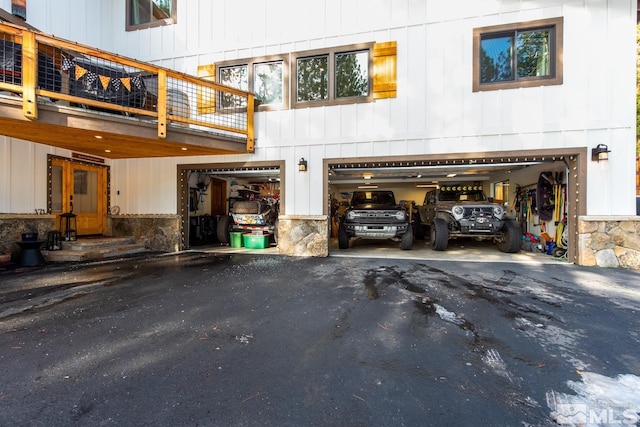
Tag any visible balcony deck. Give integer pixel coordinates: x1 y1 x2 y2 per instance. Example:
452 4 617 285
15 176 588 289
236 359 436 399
0 22 255 159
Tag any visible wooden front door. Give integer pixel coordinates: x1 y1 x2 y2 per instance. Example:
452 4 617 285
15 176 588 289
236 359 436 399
50 157 108 236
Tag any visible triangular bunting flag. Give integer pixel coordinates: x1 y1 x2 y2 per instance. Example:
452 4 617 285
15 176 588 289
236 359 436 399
61 55 74 72
112 79 121 92
86 72 97 86
75 65 88 80
121 77 131 92
131 75 142 90
99 75 111 90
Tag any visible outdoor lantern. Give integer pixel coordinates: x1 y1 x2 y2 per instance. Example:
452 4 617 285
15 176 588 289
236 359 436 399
592 144 610 162
46 230 62 251
298 158 308 172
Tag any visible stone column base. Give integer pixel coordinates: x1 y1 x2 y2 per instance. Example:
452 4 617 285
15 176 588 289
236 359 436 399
277 215 329 257
577 216 640 269
107 214 181 253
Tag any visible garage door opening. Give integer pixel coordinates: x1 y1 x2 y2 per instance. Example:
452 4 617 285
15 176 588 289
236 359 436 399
177 161 284 250
325 150 584 263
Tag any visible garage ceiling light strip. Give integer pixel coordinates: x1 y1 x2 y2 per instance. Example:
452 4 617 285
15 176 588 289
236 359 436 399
331 161 546 173
331 158 564 169
201 167 279 174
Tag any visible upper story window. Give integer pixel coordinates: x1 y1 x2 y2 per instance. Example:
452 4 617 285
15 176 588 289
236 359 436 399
473 17 563 92
294 45 371 107
126 0 176 31
206 41 395 111
218 56 287 110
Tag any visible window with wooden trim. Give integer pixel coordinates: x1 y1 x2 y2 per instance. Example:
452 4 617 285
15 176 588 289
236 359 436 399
473 17 563 92
208 42 396 111
216 56 288 111
293 44 372 107
126 0 176 31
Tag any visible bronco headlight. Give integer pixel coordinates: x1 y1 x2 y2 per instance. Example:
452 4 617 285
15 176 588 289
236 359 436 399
452 206 464 220
347 211 357 220
492 205 504 217
395 211 406 220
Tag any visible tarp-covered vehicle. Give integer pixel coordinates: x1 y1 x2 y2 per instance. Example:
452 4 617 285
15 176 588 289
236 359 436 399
0 40 61 95
68 57 147 111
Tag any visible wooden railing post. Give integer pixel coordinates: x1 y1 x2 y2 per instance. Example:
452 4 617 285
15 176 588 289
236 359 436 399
157 69 167 139
21 31 37 119
247 93 255 153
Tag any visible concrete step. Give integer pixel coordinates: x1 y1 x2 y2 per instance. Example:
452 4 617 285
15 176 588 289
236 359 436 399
42 237 149 263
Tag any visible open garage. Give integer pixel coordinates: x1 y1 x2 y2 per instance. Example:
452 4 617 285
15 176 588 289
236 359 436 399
324 149 585 263
175 148 585 264
177 161 284 251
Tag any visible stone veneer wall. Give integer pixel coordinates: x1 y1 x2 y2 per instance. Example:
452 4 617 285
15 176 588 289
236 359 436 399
0 214 57 262
277 215 329 257
107 214 181 253
577 216 640 269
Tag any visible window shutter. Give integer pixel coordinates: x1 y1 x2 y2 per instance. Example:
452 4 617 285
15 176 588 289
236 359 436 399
197 64 216 114
373 41 397 99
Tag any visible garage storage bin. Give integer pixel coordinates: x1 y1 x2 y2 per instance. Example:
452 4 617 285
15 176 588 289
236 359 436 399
229 232 244 248
243 234 270 249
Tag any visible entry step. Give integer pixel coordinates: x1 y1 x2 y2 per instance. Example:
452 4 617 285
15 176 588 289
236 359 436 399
42 236 149 262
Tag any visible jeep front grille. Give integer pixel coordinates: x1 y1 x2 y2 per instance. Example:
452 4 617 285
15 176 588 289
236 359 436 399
462 207 494 218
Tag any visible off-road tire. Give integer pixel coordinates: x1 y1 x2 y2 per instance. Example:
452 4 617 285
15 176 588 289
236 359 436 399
338 223 350 249
496 219 522 253
431 218 449 251
216 215 233 244
400 224 413 250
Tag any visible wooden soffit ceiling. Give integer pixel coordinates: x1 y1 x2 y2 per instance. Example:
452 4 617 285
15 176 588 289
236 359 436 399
0 99 248 159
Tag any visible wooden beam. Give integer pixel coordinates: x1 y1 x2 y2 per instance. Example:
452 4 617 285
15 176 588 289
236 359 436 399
157 69 167 139
21 31 37 119
247 93 255 153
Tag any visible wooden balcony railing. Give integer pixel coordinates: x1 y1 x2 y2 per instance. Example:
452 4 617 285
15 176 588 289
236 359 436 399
0 22 255 152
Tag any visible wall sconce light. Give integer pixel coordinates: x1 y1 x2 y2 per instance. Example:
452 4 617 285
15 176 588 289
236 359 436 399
298 158 308 172
592 144 610 162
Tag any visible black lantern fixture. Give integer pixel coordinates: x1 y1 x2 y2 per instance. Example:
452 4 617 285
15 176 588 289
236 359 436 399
298 158 308 172
592 144 610 162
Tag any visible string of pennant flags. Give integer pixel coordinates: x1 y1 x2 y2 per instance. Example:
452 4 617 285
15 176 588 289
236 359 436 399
61 55 144 92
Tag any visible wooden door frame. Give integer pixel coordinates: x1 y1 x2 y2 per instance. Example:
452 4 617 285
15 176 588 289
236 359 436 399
47 154 110 235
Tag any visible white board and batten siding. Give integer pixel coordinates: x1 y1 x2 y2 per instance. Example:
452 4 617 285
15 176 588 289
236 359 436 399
0 0 636 216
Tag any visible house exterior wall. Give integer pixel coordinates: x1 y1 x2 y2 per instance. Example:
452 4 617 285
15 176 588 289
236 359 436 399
0 0 638 265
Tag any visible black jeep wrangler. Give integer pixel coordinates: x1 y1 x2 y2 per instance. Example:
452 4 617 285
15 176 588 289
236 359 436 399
338 190 413 250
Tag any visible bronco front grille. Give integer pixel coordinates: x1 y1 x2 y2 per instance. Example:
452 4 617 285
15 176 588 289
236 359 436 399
351 210 402 223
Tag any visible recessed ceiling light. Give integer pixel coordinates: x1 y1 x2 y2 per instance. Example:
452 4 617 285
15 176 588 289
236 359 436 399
104 149 111 153
95 135 103 139
181 147 188 151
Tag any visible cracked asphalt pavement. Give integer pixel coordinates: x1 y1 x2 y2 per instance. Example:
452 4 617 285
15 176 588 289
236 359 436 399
1 252 640 426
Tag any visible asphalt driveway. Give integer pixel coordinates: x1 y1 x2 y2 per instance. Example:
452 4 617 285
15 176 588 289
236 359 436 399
1 252 639 426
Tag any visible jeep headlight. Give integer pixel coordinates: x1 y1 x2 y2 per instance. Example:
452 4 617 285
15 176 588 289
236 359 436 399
347 211 357 220
395 210 406 220
492 205 504 218
452 206 464 220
